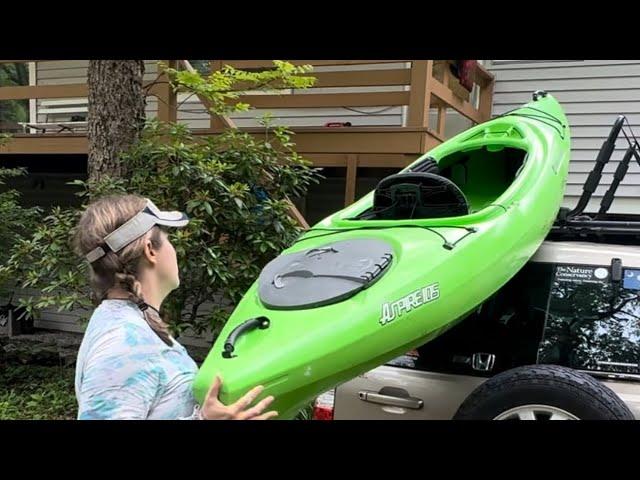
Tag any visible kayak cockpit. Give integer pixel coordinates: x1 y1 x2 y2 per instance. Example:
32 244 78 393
438 145 527 214
354 144 528 221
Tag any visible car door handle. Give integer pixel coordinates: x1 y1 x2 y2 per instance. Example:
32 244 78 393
358 388 424 410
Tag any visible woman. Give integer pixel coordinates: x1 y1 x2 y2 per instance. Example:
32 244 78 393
73 193 277 420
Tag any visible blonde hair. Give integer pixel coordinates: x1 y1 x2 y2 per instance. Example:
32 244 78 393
73 193 173 346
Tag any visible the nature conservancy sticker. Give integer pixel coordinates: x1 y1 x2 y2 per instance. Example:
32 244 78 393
555 264 609 284
380 283 440 326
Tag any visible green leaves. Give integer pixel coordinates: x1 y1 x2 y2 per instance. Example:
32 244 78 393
0 161 44 299
0 365 77 420
162 60 316 118
0 133 12 146
0 63 29 125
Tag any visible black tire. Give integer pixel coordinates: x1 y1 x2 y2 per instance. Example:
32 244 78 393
453 365 635 420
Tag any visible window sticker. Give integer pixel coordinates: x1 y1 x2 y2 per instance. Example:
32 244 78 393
623 269 640 291
554 265 609 284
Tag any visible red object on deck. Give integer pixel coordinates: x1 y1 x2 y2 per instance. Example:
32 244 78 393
324 122 352 127
455 60 477 91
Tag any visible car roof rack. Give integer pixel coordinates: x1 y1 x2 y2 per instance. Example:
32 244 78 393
551 114 640 243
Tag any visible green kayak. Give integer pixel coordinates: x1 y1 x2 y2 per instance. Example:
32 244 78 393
193 91 571 419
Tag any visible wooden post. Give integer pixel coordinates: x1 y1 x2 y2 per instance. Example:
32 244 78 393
157 60 177 123
479 77 495 122
437 106 447 138
442 61 452 90
288 202 310 229
407 60 433 127
345 154 358 206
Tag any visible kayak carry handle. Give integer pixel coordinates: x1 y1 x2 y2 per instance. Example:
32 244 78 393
222 317 270 359
567 115 625 218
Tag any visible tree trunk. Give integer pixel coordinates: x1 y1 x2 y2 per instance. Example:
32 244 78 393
87 60 146 181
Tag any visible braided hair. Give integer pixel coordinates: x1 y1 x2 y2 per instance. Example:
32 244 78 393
73 194 173 346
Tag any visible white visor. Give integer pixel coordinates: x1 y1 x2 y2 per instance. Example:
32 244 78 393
85 199 189 263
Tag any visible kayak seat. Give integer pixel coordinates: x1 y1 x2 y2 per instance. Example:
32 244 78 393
372 172 470 220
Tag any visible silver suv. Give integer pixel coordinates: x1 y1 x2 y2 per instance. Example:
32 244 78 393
313 239 640 420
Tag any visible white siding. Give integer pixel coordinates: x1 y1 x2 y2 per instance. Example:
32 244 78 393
488 60 640 214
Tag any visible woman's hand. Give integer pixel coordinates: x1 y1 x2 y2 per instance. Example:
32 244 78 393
200 375 278 420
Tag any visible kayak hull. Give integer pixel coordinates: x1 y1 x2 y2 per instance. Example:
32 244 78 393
193 93 571 419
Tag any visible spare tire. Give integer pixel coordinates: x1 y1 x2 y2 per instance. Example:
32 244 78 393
453 365 635 420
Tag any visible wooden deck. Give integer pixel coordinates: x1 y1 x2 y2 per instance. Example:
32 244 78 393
0 60 495 207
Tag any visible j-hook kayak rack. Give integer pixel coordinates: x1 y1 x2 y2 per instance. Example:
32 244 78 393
552 114 640 243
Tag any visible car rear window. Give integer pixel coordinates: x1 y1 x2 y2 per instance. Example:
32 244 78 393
538 263 640 376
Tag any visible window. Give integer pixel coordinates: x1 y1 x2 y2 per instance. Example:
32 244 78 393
538 263 640 376
0 62 29 132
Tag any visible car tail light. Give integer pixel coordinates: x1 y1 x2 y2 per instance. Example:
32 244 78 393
312 389 335 420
